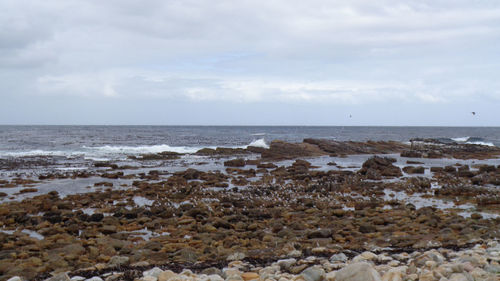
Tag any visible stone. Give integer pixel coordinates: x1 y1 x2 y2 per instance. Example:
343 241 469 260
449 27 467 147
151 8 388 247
381 267 406 281
157 270 177 281
45 273 71 281
484 264 500 273
85 278 104 281
141 277 157 281
241 272 259 281
325 272 336 281
448 273 469 281
107 256 129 267
300 266 325 281
277 258 297 271
335 262 382 281
70 277 85 281
330 253 348 263
227 252 246 261
352 251 378 262
143 267 164 278
207 275 225 281
7 277 23 281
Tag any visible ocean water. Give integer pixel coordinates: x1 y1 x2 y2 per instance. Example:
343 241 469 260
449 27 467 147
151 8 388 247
0 126 499 160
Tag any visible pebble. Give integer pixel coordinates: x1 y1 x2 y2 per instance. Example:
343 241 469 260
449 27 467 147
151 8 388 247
13 243 500 281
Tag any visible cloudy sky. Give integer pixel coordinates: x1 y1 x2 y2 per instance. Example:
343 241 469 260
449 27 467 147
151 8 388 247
1 0 499 125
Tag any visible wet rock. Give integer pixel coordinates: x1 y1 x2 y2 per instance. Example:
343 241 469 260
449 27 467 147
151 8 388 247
359 223 377 233
224 159 246 167
358 156 402 179
402 166 425 174
335 262 382 281
262 140 326 160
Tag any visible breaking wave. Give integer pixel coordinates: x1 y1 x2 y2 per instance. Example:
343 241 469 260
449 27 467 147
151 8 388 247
246 138 269 149
0 139 270 159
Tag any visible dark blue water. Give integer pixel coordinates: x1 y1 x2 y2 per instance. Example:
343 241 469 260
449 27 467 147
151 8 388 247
0 126 499 160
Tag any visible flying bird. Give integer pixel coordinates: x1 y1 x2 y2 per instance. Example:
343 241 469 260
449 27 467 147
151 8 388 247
471 112 476 115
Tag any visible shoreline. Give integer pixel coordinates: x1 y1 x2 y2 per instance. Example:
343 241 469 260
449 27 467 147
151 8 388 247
0 138 499 280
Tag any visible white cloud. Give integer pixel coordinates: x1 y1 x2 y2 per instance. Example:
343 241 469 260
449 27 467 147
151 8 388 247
2 0 500 124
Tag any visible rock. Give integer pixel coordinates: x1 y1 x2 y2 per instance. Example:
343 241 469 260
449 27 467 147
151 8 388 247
277 258 297 271
201 268 224 277
288 249 302 258
7 277 23 281
359 223 377 233
176 248 199 263
45 273 71 281
241 272 259 281
141 277 157 281
358 156 402 179
330 253 348 263
353 251 378 262
307 229 332 239
70 277 85 281
381 267 406 281
157 270 177 281
107 256 129 267
100 225 117 234
448 273 469 281
335 262 382 281
143 267 164 278
300 266 326 281
402 166 425 174
325 272 336 281
85 278 103 281
224 159 246 167
227 252 246 261
261 140 326 160
485 264 500 273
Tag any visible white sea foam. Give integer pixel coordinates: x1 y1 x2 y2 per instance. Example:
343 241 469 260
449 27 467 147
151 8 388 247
251 133 266 136
246 138 269 149
1 139 271 159
452 136 470 142
466 141 495 147
0 150 83 157
83 144 205 154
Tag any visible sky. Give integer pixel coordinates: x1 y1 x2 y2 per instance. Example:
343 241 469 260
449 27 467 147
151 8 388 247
1 0 499 126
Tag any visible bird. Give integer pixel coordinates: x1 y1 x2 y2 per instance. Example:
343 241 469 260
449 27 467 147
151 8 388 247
471 112 476 115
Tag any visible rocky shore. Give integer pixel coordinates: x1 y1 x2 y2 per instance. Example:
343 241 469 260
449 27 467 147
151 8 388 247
0 139 499 280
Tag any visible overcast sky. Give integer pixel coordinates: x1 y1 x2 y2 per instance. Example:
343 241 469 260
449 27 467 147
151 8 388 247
1 0 499 125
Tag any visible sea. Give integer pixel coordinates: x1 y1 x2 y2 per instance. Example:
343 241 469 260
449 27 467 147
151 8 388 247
1 125 500 204
0 126 499 161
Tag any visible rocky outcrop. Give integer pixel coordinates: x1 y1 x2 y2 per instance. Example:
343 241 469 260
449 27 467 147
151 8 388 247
358 156 402 179
261 140 326 160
